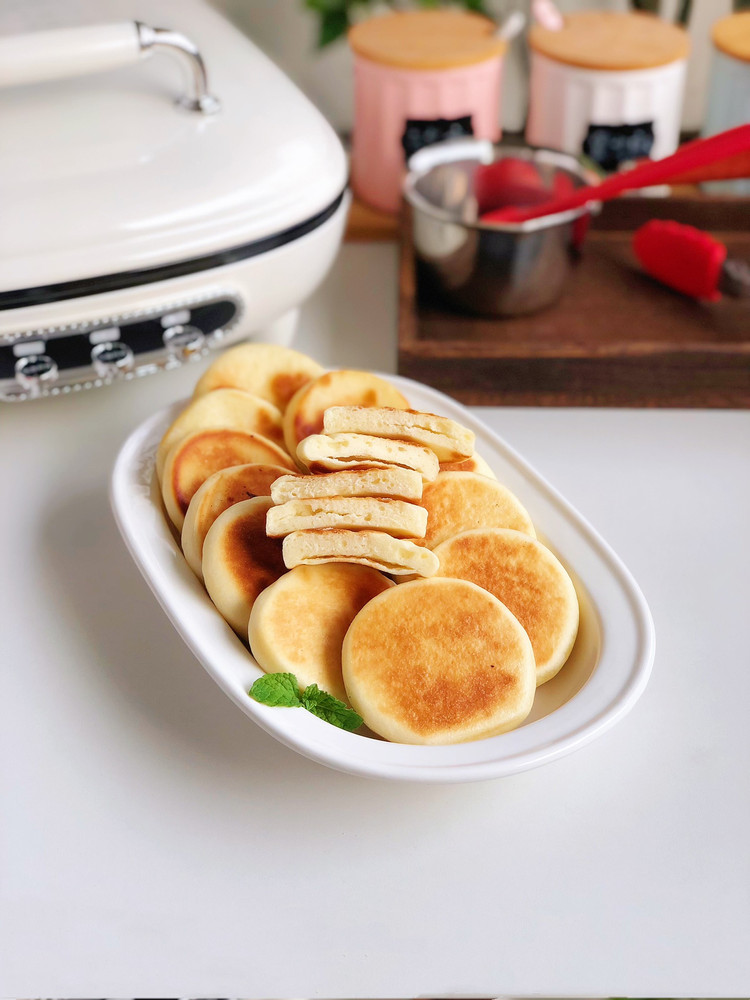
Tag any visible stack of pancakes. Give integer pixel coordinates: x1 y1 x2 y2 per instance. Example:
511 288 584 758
269 403 480 578
153 343 581 746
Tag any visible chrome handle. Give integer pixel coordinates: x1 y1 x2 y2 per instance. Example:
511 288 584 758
136 22 220 115
0 21 220 115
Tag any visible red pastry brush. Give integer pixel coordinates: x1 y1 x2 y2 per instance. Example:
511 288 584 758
633 219 750 301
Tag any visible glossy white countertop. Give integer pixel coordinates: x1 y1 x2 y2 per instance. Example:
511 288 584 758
2 243 749 997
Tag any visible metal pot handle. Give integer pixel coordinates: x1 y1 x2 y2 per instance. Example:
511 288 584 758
407 138 495 175
0 21 220 114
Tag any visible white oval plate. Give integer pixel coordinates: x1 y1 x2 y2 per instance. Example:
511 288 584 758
110 374 654 783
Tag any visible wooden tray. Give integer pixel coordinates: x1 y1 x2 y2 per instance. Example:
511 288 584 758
398 197 750 406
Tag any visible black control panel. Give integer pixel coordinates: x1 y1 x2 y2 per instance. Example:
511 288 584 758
0 295 241 400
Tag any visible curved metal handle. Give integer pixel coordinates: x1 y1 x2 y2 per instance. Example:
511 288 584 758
0 21 220 115
136 22 220 114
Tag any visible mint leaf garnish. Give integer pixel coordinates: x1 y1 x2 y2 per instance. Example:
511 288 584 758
249 672 302 707
302 684 364 732
248 674 363 732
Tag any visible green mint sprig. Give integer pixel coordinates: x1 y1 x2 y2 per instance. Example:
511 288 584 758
249 672 363 732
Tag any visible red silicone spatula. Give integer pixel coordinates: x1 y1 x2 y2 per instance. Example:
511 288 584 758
633 219 750 301
481 124 750 225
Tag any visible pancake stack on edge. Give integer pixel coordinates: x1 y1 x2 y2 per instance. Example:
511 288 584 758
322 406 475 463
182 463 292 579
342 577 536 744
202 497 287 636
248 563 394 704
268 403 488 578
417 471 536 549
433 528 579 686
161 429 296 531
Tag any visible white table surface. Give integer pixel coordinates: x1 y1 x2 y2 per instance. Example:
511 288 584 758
2 243 749 998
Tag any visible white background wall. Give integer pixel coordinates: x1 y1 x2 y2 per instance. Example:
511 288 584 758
211 0 733 133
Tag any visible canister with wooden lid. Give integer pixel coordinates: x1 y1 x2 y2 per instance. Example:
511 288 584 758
703 12 750 195
349 10 507 214
526 11 690 172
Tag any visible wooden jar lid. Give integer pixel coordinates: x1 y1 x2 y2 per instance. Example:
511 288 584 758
529 11 689 71
348 10 506 71
713 12 750 63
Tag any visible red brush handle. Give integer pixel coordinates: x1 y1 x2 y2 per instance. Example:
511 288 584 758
633 220 727 300
483 124 750 224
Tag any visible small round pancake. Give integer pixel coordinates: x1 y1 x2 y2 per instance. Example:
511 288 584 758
296 432 440 481
342 578 536 745
282 529 439 577
161 429 296 532
434 528 579 686
440 452 497 479
283 370 410 458
182 463 292 579
417 471 535 549
322 406 475 462
193 343 325 410
271 467 423 504
266 496 427 540
202 497 287 636
248 564 394 704
156 388 286 481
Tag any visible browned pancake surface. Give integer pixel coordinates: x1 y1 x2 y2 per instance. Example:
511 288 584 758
434 528 579 684
342 578 535 743
418 472 534 548
172 430 294 516
221 505 287 603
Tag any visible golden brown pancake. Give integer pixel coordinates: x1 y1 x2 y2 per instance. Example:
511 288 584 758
282 529 439 577
267 496 427 539
202 497 287 636
193 343 325 410
248 563 394 704
342 577 536 744
161 429 296 532
181 462 292 579
296 432 440 481
282 370 409 457
156 388 286 481
270 467 423 504
433 528 579 686
322 406 475 462
417 471 535 549
440 452 497 478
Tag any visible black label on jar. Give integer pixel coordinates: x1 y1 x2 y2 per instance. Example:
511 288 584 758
583 121 655 172
402 115 474 161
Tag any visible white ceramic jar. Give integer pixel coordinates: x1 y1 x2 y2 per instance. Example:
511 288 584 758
703 12 750 195
526 11 690 172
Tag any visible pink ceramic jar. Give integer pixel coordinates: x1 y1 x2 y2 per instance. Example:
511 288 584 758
348 10 507 214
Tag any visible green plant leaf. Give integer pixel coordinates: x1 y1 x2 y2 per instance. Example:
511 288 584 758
249 672 302 707
318 8 350 46
302 684 364 731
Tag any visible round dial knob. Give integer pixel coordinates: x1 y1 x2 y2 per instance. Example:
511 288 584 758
15 354 58 391
91 341 134 377
163 324 205 359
